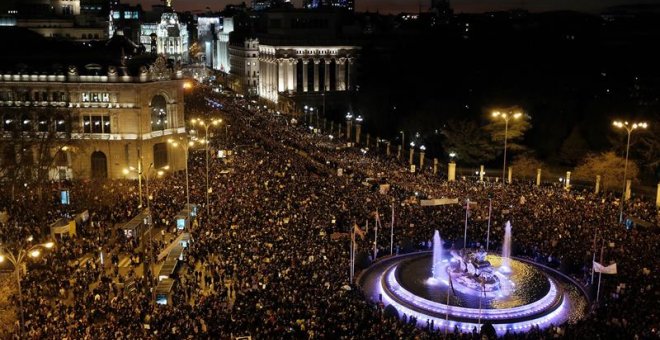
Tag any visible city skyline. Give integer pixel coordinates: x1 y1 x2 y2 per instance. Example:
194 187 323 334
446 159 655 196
126 0 660 13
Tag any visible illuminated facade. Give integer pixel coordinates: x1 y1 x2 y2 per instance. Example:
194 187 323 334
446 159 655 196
229 38 260 96
1 0 107 41
258 45 358 103
0 56 187 179
303 0 354 11
141 12 189 62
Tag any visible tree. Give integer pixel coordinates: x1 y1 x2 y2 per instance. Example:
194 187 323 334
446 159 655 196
558 126 589 166
483 108 532 152
440 120 498 165
573 151 639 191
633 124 660 174
510 154 545 179
0 107 75 201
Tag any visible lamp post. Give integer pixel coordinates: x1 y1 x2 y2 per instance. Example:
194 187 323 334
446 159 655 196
409 141 415 166
491 110 523 184
355 115 363 144
0 240 54 338
122 159 143 208
168 137 194 214
123 164 168 211
448 152 457 181
399 131 405 151
612 120 648 223
191 118 222 216
345 112 353 140
419 145 426 170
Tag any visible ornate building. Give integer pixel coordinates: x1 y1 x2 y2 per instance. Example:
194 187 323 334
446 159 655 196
140 11 189 62
258 45 357 103
231 9 360 106
0 31 187 180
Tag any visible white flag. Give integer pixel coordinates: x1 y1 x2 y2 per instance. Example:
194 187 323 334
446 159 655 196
593 261 617 274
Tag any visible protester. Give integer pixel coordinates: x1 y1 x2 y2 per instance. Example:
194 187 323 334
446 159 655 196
0 84 657 339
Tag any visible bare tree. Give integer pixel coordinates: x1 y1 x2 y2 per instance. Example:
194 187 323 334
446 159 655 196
573 151 639 192
510 153 545 180
0 107 76 201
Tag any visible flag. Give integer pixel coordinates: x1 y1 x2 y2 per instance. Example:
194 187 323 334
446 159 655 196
448 275 456 296
593 261 617 274
353 223 365 240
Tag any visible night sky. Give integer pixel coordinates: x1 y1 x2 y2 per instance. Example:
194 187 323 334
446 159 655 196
129 0 660 14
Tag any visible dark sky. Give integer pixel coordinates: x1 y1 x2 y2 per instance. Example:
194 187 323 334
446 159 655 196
129 0 659 14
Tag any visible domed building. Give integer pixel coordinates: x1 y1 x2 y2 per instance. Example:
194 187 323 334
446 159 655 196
140 5 189 63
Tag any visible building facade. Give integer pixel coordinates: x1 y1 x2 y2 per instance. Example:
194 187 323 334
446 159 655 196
258 45 357 103
197 16 221 69
141 11 189 62
1 0 108 41
229 38 260 96
303 0 354 11
0 56 187 180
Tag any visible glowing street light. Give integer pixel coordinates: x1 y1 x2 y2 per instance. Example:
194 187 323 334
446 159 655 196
0 241 55 338
612 120 648 223
191 118 222 216
345 112 354 140
169 137 195 214
492 109 525 184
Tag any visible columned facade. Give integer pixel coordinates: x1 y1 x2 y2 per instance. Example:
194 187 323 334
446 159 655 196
257 45 359 103
302 60 309 92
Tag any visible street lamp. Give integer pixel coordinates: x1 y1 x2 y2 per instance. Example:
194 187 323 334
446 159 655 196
168 137 195 215
409 141 415 166
399 131 405 149
191 118 222 216
355 115 363 144
123 163 143 209
124 164 168 212
612 120 648 223
0 240 55 338
491 110 523 184
345 112 354 140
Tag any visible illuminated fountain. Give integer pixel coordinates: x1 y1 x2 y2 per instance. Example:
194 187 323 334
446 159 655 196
500 221 512 273
359 228 588 336
431 230 443 280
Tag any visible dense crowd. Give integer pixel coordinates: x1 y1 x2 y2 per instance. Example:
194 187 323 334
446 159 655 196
0 84 658 339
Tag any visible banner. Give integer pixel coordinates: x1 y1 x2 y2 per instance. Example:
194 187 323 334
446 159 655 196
354 224 365 239
420 198 459 206
379 184 390 194
593 261 617 274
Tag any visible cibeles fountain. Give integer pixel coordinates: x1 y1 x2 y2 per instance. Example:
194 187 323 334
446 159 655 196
359 222 588 335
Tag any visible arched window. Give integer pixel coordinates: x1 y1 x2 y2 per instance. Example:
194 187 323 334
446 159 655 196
150 95 168 131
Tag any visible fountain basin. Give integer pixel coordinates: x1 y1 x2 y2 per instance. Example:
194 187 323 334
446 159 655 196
359 252 588 335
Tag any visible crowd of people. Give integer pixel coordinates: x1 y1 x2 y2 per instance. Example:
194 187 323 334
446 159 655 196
0 84 658 339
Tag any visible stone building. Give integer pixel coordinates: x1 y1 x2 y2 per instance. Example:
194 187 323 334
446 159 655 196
229 37 260 97
0 29 187 180
140 11 189 63
258 44 357 103
241 10 360 107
